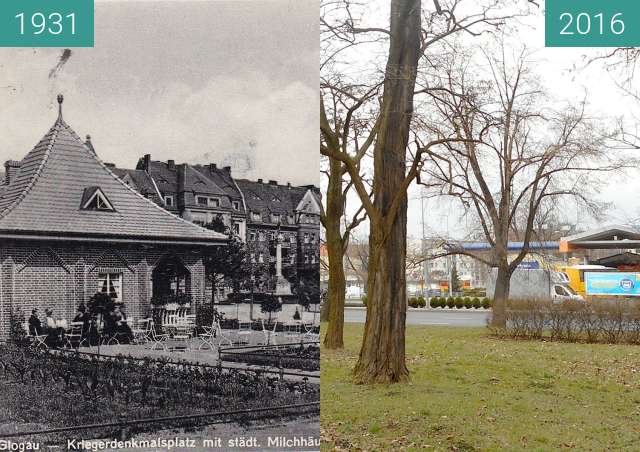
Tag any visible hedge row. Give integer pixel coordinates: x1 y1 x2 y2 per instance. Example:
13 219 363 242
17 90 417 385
495 299 640 344
362 295 492 309
428 297 491 309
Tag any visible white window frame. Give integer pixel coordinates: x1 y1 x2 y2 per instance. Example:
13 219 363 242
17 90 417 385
232 201 240 210
164 195 174 207
98 273 122 302
196 196 209 206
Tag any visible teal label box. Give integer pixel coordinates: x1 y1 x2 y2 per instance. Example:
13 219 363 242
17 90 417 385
0 0 94 47
546 0 640 47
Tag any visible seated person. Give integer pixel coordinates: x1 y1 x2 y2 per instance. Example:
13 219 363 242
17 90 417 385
44 308 64 347
72 304 87 323
28 308 42 336
115 305 133 343
102 307 118 341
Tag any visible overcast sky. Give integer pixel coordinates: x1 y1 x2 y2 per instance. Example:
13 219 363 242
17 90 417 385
0 0 318 186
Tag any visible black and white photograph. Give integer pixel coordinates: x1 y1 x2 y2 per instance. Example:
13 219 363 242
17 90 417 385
0 1 320 450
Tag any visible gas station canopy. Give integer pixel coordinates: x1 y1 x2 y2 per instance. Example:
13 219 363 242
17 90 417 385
560 225 640 251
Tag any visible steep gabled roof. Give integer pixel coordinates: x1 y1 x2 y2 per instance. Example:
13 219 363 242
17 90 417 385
235 179 299 220
0 97 226 244
192 164 244 206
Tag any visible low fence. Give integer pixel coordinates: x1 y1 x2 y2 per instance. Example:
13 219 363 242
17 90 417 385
0 402 320 440
219 342 320 373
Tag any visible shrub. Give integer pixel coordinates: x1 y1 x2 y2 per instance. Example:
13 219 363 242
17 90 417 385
455 297 464 309
9 308 28 346
464 298 473 309
430 297 439 308
417 296 426 308
261 295 283 322
361 295 367 306
472 297 481 309
482 297 491 309
408 297 418 308
446 297 455 309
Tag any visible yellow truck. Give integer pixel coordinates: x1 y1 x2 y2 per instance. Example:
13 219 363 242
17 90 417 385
556 264 618 297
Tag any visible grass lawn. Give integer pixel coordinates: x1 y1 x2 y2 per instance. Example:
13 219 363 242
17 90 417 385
321 323 640 451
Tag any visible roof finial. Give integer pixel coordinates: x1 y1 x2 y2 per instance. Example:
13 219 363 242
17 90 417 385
57 94 64 119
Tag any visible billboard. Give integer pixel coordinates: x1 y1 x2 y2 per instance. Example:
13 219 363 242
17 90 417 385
584 272 640 296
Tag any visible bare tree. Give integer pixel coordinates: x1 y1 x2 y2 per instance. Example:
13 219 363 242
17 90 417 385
321 0 527 383
419 48 630 326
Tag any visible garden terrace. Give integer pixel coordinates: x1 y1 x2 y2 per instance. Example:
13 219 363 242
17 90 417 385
0 345 319 446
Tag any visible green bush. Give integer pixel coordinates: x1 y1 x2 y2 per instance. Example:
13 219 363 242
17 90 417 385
455 297 464 309
417 296 426 308
439 297 447 308
430 297 439 308
482 297 491 309
408 297 417 308
446 297 455 309
464 297 473 309
472 297 481 309
361 295 368 306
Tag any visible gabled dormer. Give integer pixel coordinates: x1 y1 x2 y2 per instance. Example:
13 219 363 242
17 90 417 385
81 186 115 212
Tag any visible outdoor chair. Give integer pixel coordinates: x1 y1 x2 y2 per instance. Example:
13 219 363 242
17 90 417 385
283 323 301 343
302 323 319 342
198 318 233 350
146 320 169 351
131 318 152 344
261 319 281 346
64 321 85 349
170 323 193 351
23 322 48 349
235 321 253 346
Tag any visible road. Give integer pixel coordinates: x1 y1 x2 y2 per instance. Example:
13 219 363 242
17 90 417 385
344 308 491 327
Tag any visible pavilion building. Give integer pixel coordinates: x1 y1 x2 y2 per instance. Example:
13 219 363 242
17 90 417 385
0 96 226 338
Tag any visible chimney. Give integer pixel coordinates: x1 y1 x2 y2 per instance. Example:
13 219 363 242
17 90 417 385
287 182 291 189
177 163 187 195
167 160 175 170
223 166 231 174
104 163 116 169
142 154 151 172
258 178 263 184
4 160 20 186
209 163 217 172
269 180 278 185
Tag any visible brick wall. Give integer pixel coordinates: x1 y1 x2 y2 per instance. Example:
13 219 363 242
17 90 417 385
0 239 207 339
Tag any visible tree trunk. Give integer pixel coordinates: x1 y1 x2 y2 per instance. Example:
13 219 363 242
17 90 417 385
323 152 347 349
491 263 510 328
352 0 420 384
320 295 330 322
324 221 346 349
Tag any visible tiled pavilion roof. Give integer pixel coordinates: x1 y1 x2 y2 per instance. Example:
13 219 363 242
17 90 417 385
0 96 226 244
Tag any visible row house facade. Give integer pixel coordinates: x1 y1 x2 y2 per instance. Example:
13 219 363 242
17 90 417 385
112 156 321 302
